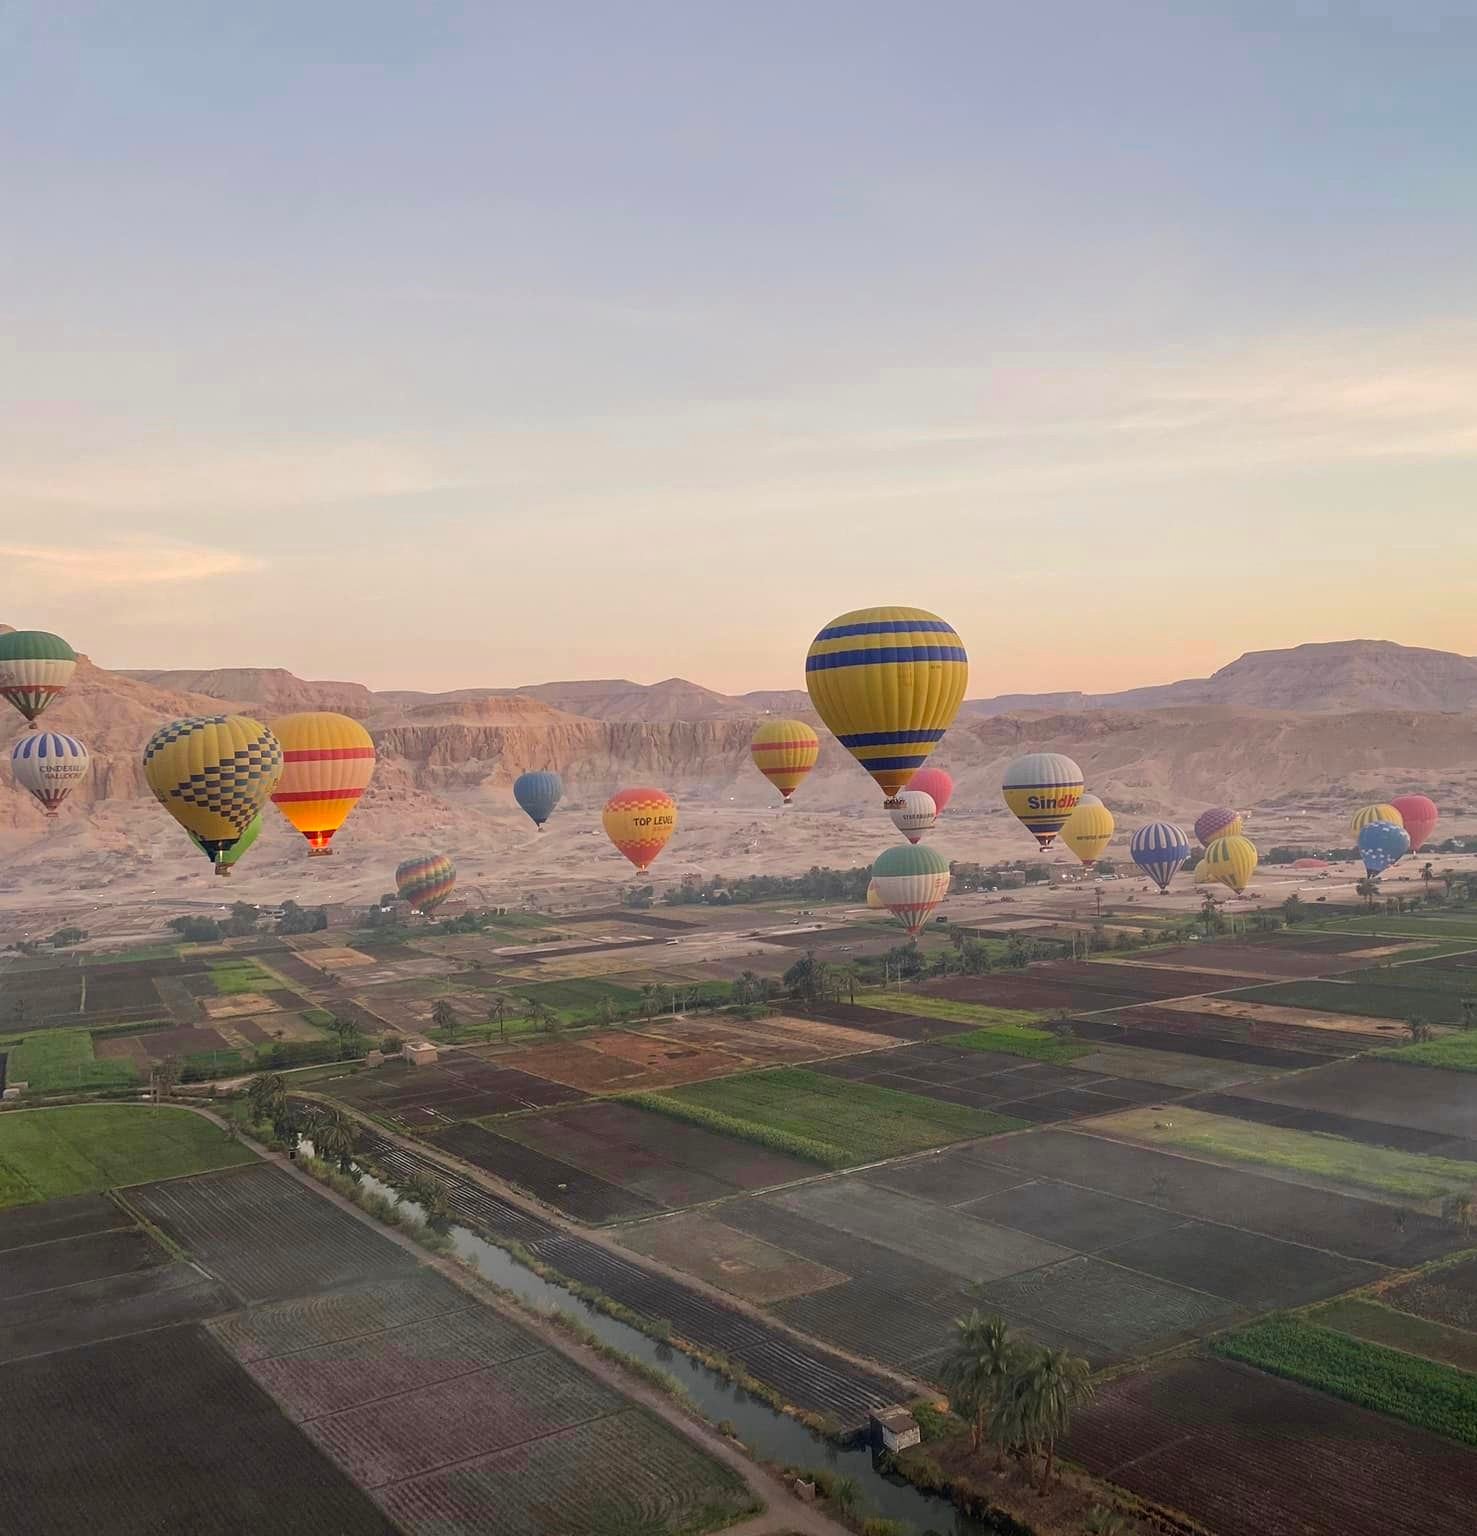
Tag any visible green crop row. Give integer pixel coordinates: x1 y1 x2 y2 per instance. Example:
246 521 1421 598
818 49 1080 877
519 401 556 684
618 1091 844 1166
948 1024 1093 1064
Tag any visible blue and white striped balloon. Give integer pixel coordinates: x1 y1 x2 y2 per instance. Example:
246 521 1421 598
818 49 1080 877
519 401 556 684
10 730 90 814
1131 821 1191 893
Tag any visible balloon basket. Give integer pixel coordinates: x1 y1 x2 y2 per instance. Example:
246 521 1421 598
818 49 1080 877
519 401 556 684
309 847 334 857
215 865 231 878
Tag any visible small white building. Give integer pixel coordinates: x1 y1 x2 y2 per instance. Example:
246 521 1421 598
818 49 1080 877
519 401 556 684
404 1040 439 1067
870 1406 921 1453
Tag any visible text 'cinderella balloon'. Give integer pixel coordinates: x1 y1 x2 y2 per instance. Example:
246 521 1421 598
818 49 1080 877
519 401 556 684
1358 819 1409 877
1131 821 1191 893
514 770 564 829
10 731 89 814
806 606 967 799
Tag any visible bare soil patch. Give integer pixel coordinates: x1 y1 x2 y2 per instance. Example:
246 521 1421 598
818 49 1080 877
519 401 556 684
615 1211 847 1302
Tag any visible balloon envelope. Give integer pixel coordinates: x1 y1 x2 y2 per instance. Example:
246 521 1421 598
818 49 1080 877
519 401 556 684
396 852 457 911
866 879 884 910
1131 821 1191 892
1196 834 1258 894
907 767 954 815
1389 794 1438 853
191 811 261 867
805 606 967 798
1002 753 1084 849
1060 800 1114 868
1078 792 1102 807
1350 802 1402 838
888 789 937 844
603 787 678 871
10 731 89 813
0 630 75 726
1358 819 1410 877
749 720 820 803
513 770 564 828
1194 807 1243 847
270 712 375 853
143 715 282 872
871 843 950 935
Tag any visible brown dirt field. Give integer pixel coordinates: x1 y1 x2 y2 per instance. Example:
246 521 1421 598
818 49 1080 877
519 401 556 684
94 1035 151 1062
199 992 282 1019
309 947 380 971
615 1212 847 1302
632 1013 896 1064
499 1032 746 1091
1163 995 1404 1037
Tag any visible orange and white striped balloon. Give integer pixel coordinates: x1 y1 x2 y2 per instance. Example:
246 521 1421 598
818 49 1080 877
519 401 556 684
603 787 678 871
270 712 376 854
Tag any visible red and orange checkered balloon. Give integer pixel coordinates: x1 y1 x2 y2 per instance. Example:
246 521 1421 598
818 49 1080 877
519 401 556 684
603 787 678 872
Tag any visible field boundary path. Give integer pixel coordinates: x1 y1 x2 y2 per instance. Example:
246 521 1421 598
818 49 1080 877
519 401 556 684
306 1098 917 1426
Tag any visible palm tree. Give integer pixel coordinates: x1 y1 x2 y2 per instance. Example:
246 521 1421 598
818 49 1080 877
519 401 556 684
430 998 458 1041
840 962 861 1004
1015 1346 1094 1493
639 984 658 1022
1085 1507 1130 1536
1355 878 1380 909
1421 862 1435 891
422 1185 455 1233
1460 996 1476 1032
311 1106 358 1173
246 1071 287 1127
487 995 508 1042
940 1311 1021 1464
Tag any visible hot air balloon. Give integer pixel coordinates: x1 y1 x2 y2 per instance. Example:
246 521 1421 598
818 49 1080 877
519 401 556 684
1130 822 1191 893
143 715 282 876
907 766 954 815
1194 807 1243 847
269 712 376 855
871 844 951 935
866 879 884 910
191 811 261 868
1389 794 1438 853
0 630 76 727
888 789 937 844
1060 799 1114 869
396 852 457 912
603 788 678 871
10 731 89 814
1358 820 1410 877
805 606 967 798
1196 834 1258 894
749 720 820 804
1078 792 1103 807
514 770 564 829
1002 753 1083 850
1351 802 1403 839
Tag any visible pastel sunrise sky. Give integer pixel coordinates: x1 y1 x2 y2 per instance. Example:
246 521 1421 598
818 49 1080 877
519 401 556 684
3 3 1475 695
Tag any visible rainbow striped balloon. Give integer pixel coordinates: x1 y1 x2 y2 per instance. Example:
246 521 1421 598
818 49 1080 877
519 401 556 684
805 606 967 799
396 852 457 912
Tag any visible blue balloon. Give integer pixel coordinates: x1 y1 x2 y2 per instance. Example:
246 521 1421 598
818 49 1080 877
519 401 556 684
513 770 563 829
1358 819 1409 877
1131 821 1192 893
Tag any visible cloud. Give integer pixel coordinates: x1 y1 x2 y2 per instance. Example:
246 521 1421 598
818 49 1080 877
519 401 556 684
0 540 264 591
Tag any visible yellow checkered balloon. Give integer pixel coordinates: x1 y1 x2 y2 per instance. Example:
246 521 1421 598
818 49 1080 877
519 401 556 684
143 714 283 869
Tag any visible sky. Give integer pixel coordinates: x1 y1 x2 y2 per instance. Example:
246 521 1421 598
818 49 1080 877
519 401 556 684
3 2 1476 696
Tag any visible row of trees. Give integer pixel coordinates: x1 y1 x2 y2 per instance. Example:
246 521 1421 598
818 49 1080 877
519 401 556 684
940 1310 1094 1494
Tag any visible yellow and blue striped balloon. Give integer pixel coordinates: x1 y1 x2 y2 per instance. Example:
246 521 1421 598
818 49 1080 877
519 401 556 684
805 606 968 798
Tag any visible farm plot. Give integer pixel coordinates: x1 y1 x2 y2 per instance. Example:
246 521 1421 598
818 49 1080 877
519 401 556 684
1067 1356 1477 1536
631 1066 1028 1167
1378 1033 1477 1072
1069 1041 1288 1090
923 973 1137 1012
1309 1297 1477 1373
0 1324 396 1536
0 1104 252 1208
1231 1057 1477 1142
979 1128 1463 1267
423 1122 661 1222
126 1163 421 1303
326 1057 586 1128
497 1031 748 1092
1161 993 1409 1044
1382 1255 1477 1331
1233 976 1471 1025
615 1210 847 1302
494 1100 817 1208
1035 961 1249 1001
633 1010 901 1064
802 1000 980 1039
1070 1009 1336 1066
1181 1090 1475 1157
0 1027 139 1093
1116 941 1385 978
0 1225 163 1301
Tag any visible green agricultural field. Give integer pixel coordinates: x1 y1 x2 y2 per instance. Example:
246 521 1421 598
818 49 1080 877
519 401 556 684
1308 1298 1477 1373
80 944 181 964
1315 913 1477 940
0 1029 138 1093
1101 1106 1477 1203
628 1066 1026 1168
949 1023 1093 1064
508 978 647 1017
209 961 285 995
855 993 1047 1028
1375 1033 1477 1071
0 1104 253 1209
1214 1316 1477 1446
1230 978 1470 1024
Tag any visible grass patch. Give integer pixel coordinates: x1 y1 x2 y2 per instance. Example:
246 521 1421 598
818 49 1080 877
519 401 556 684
1308 1297 1477 1373
1105 1106 1477 1202
0 1029 139 1093
1214 1316 1477 1446
950 1024 1093 1064
1376 1033 1477 1072
80 945 181 964
209 961 285 995
1229 977 1471 1025
0 1104 253 1209
1315 913 1477 940
628 1067 1027 1169
301 1008 335 1027
855 993 1047 1028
